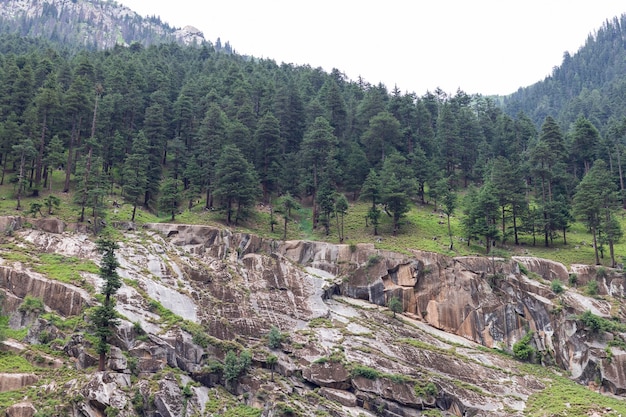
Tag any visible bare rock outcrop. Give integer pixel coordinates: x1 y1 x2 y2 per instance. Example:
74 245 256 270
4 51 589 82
4 402 36 417
0 266 89 317
0 374 38 392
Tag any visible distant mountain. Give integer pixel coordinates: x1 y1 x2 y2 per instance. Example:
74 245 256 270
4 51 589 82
502 14 626 132
0 0 206 50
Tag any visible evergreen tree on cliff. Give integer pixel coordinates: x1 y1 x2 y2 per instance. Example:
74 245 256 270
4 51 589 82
91 238 121 372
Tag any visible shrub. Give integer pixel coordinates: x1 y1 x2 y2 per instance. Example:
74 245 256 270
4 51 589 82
579 310 602 332
518 263 529 276
568 273 578 286
268 325 283 349
388 296 403 318
18 296 45 314
366 254 382 268
351 365 381 380
596 267 608 279
551 280 564 294
425 382 438 396
586 280 599 296
512 332 535 361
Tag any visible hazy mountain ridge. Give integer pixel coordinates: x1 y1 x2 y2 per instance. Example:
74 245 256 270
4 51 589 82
0 0 205 49
503 14 626 131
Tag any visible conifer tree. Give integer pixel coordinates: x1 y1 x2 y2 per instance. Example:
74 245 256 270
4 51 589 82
122 131 149 221
91 238 121 372
213 145 260 225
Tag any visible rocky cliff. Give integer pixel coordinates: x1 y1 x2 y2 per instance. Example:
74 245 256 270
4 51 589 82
1 218 625 416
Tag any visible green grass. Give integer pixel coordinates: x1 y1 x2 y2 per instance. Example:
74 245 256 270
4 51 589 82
35 253 99 285
0 167 621 271
524 370 626 416
0 352 37 373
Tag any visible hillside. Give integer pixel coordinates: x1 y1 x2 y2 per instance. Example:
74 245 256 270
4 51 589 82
502 14 626 132
1 218 626 416
2 1 626 416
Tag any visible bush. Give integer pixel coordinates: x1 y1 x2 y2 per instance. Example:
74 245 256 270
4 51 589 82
512 332 535 361
551 280 564 294
18 296 45 314
568 273 578 286
366 254 382 268
388 296 403 317
268 325 283 349
351 365 381 380
586 280 599 296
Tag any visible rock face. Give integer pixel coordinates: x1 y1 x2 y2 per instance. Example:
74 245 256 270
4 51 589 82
4 402 36 417
0 0 207 49
0 266 89 317
1 219 626 416
0 374 38 392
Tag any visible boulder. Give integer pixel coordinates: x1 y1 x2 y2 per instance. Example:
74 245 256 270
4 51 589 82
153 374 184 417
107 346 128 372
302 362 351 390
80 372 130 414
4 402 36 417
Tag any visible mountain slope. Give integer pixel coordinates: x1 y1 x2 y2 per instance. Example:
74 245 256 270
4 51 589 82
2 217 626 416
0 0 205 50
503 14 626 131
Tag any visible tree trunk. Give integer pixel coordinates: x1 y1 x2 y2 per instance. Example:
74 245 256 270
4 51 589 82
616 144 626 209
64 120 80 193
592 224 600 265
34 112 47 195
98 352 105 372
447 214 453 250
512 206 519 245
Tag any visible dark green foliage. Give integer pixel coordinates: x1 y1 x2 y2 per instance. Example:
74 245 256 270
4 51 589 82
275 193 300 240
266 353 278 381
551 280 564 294
213 144 260 225
223 349 253 387
573 160 619 265
159 178 181 221
380 153 414 236
388 296 402 318
43 195 60 215
0 19 623 248
268 326 283 349
91 238 121 371
123 131 149 221
351 365 382 380
512 332 535 361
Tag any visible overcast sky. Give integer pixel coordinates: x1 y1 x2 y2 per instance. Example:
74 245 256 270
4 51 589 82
120 1 626 96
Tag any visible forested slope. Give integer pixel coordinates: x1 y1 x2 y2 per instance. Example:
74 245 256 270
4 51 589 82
0 7 625 270
503 14 626 132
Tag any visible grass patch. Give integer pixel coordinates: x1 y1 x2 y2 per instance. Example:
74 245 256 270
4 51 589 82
0 352 37 372
524 371 626 416
35 253 99 284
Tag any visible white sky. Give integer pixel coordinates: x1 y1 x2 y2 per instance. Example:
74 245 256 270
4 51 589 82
120 0 626 96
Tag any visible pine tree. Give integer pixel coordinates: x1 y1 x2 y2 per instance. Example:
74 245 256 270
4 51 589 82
123 131 149 221
213 145 260 225
276 193 300 240
91 238 121 372
159 177 181 221
360 169 382 235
